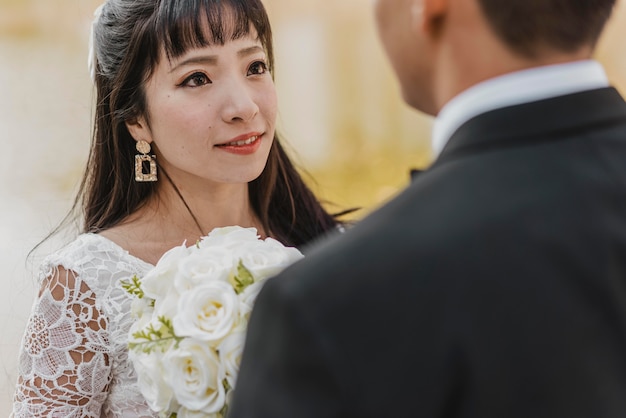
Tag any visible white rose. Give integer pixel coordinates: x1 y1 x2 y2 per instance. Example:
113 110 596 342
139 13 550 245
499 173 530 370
218 331 245 389
177 407 221 418
152 288 181 320
129 294 154 321
172 281 239 343
236 238 304 281
142 243 191 299
225 389 235 412
199 226 259 250
237 280 265 319
174 246 234 292
129 350 175 414
163 339 226 414
128 304 155 338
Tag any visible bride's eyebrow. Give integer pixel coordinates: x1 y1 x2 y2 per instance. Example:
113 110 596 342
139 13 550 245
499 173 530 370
169 56 217 73
168 45 264 73
238 45 264 58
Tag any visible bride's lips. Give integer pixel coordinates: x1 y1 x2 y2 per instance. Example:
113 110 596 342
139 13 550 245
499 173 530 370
215 132 263 155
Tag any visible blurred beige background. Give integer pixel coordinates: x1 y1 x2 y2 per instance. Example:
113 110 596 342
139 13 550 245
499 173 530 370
0 0 625 414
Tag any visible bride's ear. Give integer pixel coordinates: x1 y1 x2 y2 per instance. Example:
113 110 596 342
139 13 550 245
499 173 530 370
125 116 151 144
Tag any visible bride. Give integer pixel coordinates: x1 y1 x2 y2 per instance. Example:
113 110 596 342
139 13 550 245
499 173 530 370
11 0 344 416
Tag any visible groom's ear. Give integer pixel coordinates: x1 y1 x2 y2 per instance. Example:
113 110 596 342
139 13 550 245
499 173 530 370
418 0 448 35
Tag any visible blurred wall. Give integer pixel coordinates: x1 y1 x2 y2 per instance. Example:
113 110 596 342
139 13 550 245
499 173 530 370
0 0 625 414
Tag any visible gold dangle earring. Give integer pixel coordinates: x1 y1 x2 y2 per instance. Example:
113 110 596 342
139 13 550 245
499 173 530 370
134 140 157 182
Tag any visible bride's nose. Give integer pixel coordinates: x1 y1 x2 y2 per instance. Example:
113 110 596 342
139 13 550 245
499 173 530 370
220 77 260 123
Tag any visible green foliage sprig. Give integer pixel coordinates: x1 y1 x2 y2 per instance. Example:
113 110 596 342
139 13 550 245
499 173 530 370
121 275 145 299
128 316 183 354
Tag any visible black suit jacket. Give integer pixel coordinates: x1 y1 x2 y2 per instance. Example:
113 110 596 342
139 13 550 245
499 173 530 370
229 88 626 418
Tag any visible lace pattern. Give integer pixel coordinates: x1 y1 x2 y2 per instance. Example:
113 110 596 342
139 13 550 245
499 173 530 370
11 234 158 417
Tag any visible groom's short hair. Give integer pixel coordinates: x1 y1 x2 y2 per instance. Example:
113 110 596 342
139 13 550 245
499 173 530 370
477 0 616 57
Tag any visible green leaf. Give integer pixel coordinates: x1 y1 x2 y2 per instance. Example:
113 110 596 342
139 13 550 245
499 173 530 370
223 378 232 392
232 260 254 294
120 275 145 299
220 378 231 416
128 316 183 354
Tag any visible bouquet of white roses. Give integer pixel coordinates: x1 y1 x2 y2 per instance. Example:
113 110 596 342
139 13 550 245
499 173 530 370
122 226 303 418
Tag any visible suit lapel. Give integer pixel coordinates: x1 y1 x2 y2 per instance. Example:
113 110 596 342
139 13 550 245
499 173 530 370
432 87 626 167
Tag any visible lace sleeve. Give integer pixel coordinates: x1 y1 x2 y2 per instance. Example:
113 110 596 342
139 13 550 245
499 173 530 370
11 266 113 418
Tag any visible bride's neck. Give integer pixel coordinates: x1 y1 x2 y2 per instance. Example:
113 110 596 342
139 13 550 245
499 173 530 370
151 180 262 238
99 180 263 265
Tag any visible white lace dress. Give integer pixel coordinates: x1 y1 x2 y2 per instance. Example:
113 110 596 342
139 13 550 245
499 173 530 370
11 233 159 417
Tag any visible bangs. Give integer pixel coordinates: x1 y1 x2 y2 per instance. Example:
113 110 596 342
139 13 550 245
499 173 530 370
155 0 272 60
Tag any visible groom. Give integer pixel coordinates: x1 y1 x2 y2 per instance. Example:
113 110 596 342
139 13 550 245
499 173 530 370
230 0 626 417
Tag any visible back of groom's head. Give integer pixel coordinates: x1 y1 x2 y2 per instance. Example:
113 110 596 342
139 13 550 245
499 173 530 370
374 0 617 115
478 0 616 57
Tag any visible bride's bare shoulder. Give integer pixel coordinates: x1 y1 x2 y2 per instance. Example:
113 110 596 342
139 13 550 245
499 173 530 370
98 220 161 265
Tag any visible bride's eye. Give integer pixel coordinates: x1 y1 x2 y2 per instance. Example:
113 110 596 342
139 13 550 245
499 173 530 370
247 61 268 76
181 72 211 87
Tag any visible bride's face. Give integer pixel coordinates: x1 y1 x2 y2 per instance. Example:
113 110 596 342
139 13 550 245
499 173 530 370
128 22 277 187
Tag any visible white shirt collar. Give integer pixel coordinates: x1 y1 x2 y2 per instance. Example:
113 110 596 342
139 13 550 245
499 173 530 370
431 60 610 158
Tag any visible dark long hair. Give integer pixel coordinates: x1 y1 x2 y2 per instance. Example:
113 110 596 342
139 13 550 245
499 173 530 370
72 0 341 248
